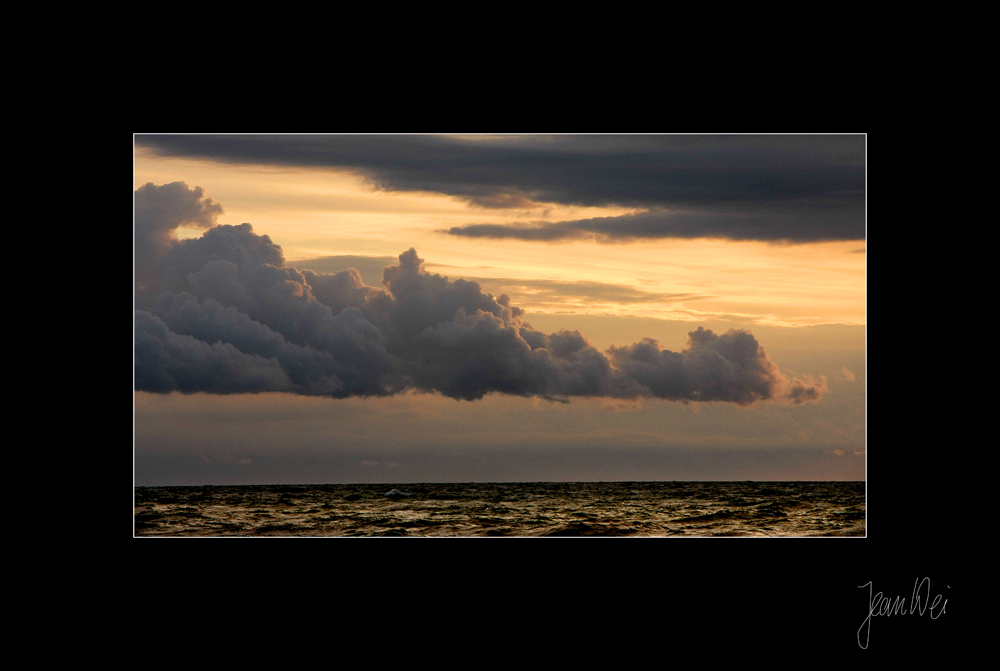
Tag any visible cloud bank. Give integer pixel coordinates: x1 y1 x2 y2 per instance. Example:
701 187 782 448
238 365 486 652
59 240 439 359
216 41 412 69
445 199 864 243
135 135 865 243
134 182 826 404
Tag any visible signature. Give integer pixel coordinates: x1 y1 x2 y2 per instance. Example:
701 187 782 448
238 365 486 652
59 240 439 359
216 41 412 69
857 578 948 649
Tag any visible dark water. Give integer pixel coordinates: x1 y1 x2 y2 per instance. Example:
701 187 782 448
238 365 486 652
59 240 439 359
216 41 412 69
134 481 865 537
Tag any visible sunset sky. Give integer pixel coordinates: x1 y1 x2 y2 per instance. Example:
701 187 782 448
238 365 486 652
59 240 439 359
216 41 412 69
133 135 865 485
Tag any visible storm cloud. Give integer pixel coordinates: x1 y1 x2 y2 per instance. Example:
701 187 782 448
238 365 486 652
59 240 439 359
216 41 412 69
135 135 865 243
134 182 826 404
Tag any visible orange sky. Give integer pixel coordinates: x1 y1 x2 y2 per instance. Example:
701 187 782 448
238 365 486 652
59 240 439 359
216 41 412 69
134 136 865 484
135 148 865 327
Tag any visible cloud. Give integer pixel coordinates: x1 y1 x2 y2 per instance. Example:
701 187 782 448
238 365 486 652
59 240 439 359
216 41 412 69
842 366 856 381
454 277 706 308
135 181 223 298
446 197 865 243
136 135 866 243
287 255 399 286
605 328 808 405
292 259 702 310
134 182 827 405
784 375 829 404
135 310 290 394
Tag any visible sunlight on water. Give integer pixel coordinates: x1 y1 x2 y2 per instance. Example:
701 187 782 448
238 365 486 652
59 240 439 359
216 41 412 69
134 482 865 537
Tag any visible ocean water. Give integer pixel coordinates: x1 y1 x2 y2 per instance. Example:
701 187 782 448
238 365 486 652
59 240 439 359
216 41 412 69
133 481 865 537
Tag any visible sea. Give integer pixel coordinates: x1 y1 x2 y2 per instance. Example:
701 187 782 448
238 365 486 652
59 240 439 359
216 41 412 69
133 481 865 537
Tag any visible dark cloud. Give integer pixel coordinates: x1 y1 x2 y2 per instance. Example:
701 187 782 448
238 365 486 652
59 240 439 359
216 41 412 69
447 196 864 243
134 182 827 404
288 255 399 287
135 311 290 394
785 375 829 404
136 135 865 242
135 181 223 297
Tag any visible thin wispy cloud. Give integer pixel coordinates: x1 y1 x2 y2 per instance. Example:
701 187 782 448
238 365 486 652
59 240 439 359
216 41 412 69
472 277 704 304
292 257 709 309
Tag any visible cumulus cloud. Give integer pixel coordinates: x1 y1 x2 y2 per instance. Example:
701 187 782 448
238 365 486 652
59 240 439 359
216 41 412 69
136 135 866 243
134 182 827 405
135 310 290 394
784 375 829 404
135 181 223 298
606 328 786 404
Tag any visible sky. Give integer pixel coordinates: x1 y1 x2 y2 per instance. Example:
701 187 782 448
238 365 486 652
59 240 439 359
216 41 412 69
133 134 865 485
